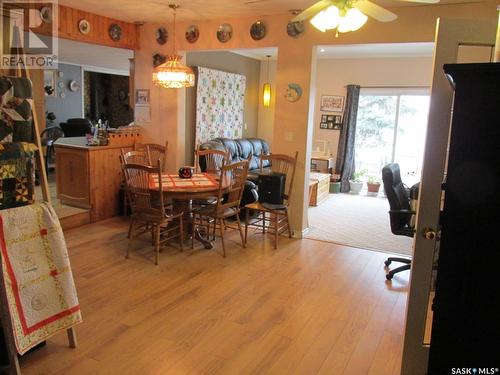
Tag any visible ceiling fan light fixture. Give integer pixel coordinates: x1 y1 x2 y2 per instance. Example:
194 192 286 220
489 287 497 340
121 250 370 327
337 8 368 33
310 5 340 32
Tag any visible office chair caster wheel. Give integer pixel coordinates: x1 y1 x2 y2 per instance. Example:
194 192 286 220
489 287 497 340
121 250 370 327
386 273 393 281
384 260 391 267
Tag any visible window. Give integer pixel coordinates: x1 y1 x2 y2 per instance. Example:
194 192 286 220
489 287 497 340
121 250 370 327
355 88 430 186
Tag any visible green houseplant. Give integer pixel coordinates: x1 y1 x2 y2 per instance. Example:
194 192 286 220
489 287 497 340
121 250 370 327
367 175 381 195
349 169 367 194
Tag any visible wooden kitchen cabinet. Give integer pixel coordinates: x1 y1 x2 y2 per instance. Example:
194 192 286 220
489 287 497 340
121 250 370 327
54 137 135 222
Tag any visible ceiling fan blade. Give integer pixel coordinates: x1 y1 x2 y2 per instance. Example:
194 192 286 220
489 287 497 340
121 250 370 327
354 0 398 22
396 0 440 3
291 0 332 22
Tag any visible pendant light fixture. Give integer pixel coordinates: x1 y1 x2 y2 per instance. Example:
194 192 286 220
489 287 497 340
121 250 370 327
262 55 272 107
152 4 195 89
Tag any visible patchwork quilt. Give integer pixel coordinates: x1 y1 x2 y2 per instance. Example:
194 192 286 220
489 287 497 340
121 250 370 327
0 203 82 354
0 76 34 144
0 142 37 209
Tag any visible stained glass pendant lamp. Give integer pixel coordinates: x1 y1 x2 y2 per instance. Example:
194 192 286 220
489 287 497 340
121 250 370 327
152 4 195 89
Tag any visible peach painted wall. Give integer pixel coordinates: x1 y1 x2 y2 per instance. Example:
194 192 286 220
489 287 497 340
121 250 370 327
134 1 498 235
313 56 433 165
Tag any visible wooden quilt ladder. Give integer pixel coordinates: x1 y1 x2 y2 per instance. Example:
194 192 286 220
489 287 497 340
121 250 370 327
0 35 77 375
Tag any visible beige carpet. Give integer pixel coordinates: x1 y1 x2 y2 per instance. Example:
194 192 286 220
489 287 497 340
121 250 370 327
306 193 413 256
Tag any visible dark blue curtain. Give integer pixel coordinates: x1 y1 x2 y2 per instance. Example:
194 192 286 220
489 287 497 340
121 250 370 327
335 85 361 192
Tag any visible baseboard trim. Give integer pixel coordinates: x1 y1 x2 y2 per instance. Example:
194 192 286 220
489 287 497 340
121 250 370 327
60 211 91 231
292 227 309 239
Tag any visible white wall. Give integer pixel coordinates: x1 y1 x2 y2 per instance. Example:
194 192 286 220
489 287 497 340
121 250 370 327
257 59 277 148
313 56 433 164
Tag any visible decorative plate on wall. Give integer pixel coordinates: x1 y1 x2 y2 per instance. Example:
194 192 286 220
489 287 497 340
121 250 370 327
185 25 199 44
78 19 91 35
58 81 64 89
156 27 168 45
109 23 122 41
40 6 52 23
59 91 66 99
287 21 305 38
285 83 303 103
153 53 167 68
69 80 81 92
217 23 233 43
250 20 266 41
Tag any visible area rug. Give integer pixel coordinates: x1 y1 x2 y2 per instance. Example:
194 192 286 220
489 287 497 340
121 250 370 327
0 202 82 354
306 193 413 256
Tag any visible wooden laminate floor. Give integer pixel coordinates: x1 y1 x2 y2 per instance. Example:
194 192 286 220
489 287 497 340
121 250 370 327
20 217 409 375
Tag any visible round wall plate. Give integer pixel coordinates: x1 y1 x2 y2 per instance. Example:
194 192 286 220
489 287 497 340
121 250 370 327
285 83 302 102
156 27 168 45
217 23 233 43
109 23 122 41
69 80 81 92
58 81 64 88
78 19 91 35
59 91 66 99
287 21 305 38
250 20 266 41
40 6 52 23
185 25 199 44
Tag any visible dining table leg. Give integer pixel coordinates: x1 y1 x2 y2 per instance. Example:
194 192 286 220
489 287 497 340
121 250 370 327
172 198 214 250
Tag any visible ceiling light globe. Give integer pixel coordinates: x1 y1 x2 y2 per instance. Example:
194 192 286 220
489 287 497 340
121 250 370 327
310 5 339 32
338 8 368 33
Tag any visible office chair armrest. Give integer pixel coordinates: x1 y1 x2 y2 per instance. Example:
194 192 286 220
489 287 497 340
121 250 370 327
389 209 416 215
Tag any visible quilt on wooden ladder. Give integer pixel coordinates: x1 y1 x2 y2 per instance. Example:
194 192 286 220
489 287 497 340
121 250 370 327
0 202 82 354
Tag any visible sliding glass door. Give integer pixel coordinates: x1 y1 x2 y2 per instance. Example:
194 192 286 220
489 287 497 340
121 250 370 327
355 89 430 186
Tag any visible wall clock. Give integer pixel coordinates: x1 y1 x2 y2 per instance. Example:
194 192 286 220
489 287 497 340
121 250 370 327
109 24 122 41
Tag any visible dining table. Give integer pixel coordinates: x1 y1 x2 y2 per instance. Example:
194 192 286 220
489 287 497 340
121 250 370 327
149 172 230 249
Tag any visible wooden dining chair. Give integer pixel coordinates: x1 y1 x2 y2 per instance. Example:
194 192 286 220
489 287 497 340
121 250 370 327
121 149 150 166
194 149 230 174
133 142 168 171
191 160 250 257
146 142 168 172
122 162 184 265
244 151 298 249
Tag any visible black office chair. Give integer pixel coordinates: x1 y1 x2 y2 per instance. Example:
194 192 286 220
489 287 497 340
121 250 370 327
40 125 64 173
59 118 92 137
382 163 415 280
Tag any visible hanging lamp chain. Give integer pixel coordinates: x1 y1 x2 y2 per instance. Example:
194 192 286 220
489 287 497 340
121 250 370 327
169 4 179 54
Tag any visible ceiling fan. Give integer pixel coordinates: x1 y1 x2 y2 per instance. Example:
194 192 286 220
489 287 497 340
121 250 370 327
292 0 440 34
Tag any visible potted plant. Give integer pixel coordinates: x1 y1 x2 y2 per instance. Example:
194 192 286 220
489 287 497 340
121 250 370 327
349 169 366 194
367 175 381 196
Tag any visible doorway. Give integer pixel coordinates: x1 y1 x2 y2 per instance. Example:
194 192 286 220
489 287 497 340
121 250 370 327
305 43 432 255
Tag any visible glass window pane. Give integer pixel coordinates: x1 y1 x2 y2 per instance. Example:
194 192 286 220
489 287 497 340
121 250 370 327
355 95 397 179
394 95 430 186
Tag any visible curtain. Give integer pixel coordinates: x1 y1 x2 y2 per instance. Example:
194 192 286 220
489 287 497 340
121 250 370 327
336 85 361 193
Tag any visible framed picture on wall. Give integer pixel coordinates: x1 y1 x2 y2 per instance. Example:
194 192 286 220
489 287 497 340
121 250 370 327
320 95 345 112
333 114 342 124
320 122 328 129
136 89 150 105
327 121 334 129
321 114 327 122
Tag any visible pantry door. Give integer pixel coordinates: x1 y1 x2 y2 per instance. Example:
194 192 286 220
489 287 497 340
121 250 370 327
401 18 497 375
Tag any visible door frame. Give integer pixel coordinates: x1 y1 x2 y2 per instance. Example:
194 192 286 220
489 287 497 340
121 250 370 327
401 18 497 375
